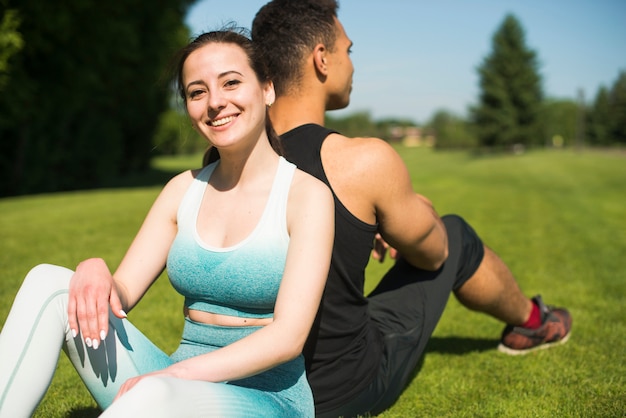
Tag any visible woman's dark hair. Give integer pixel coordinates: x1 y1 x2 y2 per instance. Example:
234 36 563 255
172 27 282 165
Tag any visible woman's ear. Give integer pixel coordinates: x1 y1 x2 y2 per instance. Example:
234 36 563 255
265 80 276 106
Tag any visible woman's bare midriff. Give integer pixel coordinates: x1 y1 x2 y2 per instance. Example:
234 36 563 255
184 307 273 327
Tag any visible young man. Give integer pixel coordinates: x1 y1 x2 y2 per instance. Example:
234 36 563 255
252 1 572 417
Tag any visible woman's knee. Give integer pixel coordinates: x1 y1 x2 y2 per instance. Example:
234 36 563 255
24 264 73 289
17 264 74 302
124 376 179 403
99 377 178 416
108 376 190 415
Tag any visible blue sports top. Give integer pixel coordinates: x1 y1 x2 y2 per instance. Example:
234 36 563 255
167 156 295 319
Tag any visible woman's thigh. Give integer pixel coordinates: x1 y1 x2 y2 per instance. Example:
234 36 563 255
100 376 307 418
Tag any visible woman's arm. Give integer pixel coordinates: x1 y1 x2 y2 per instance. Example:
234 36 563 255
67 171 193 348
114 170 334 396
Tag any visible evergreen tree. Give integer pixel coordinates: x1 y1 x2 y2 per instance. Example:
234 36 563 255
471 14 543 149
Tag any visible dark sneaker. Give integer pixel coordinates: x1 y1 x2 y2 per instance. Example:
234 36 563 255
498 295 572 355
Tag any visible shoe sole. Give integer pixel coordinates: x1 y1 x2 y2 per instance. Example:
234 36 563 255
497 330 571 355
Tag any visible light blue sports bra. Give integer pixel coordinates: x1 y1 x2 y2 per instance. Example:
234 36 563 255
167 157 295 318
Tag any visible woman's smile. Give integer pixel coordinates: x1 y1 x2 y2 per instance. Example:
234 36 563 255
210 115 237 127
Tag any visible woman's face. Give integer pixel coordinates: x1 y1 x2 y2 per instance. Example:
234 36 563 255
183 42 274 152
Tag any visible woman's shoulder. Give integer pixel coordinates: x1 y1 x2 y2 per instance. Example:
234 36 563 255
166 169 196 189
156 169 197 204
286 167 334 240
292 167 331 196
289 168 334 216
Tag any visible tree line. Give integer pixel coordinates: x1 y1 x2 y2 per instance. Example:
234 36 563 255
0 8 623 197
329 15 626 152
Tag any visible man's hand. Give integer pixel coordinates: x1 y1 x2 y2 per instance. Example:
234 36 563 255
67 258 127 350
372 233 398 263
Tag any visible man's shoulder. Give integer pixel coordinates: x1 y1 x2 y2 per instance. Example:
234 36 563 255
322 133 410 218
325 133 403 169
280 123 334 142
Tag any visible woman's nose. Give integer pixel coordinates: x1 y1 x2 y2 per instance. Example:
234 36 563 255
208 91 227 111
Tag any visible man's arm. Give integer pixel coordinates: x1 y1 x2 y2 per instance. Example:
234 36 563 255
363 138 448 270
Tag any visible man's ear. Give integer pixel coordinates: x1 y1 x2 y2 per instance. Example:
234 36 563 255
313 43 328 76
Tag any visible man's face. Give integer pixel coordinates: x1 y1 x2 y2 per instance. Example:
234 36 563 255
326 17 354 111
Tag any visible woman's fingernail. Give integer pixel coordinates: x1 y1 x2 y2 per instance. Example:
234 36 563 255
71 329 78 338
85 338 92 348
119 310 127 318
100 330 107 341
92 339 99 350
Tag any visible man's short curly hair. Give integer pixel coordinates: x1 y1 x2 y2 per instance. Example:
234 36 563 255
252 0 339 97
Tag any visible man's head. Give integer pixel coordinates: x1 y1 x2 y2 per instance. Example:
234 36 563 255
252 0 353 110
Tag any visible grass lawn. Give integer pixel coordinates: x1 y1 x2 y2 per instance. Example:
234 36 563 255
1 147 624 417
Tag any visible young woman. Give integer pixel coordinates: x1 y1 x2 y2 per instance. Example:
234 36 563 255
0 29 334 417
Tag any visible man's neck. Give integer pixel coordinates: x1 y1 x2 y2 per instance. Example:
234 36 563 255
269 94 326 136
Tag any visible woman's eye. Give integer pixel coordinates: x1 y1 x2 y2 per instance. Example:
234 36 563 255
188 89 204 99
224 79 241 88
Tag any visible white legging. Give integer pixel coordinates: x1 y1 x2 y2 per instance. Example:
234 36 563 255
0 264 311 417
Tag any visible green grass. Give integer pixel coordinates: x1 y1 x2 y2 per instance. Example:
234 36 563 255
1 148 625 417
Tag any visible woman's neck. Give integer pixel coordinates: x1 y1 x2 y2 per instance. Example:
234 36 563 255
212 140 279 191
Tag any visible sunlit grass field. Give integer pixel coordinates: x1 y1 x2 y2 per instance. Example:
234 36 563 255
1 147 624 417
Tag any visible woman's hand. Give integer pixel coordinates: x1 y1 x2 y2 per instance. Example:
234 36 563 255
67 258 127 350
66 174 187 350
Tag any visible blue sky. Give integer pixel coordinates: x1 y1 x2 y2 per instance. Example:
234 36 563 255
185 0 626 124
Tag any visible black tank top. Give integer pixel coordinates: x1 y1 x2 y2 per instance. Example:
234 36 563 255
281 124 383 412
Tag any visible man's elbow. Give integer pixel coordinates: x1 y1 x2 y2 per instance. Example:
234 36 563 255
406 238 448 271
430 232 449 270
431 245 449 270
428 221 449 270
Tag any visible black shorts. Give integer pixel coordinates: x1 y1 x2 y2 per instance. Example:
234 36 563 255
316 214 484 418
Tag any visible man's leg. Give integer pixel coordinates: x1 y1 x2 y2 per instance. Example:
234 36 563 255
453 237 572 355
454 245 532 326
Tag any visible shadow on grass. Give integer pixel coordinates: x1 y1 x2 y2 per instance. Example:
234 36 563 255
425 336 498 355
402 337 498 392
61 339 497 418
66 407 101 418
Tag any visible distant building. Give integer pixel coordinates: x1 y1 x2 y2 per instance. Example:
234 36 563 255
387 125 436 147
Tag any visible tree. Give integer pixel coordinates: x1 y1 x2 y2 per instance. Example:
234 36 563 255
541 99 579 147
0 5 23 91
325 111 378 138
153 108 206 156
587 86 611 146
471 14 543 149
426 109 477 149
587 71 626 146
608 71 626 145
0 0 196 196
